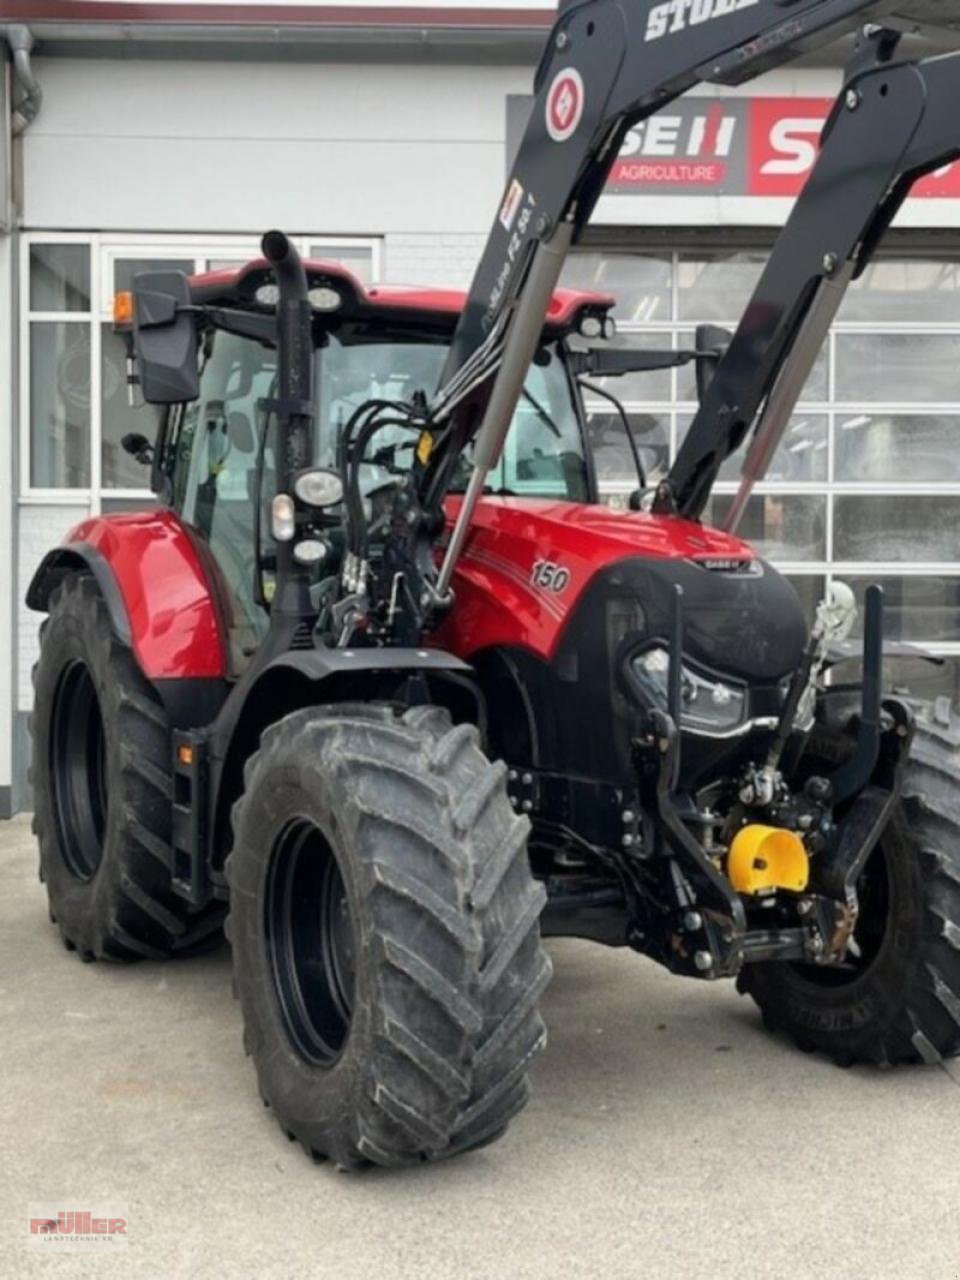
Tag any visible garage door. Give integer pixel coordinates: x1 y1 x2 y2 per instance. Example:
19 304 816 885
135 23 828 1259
561 246 960 702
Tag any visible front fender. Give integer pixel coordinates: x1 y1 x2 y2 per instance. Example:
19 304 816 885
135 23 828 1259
25 510 226 680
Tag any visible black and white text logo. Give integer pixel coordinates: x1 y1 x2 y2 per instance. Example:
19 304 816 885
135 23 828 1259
645 0 760 43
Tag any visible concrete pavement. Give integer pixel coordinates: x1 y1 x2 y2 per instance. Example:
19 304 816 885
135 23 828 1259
2 812 959 1280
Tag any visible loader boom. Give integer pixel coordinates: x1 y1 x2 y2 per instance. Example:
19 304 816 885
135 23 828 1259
425 0 960 536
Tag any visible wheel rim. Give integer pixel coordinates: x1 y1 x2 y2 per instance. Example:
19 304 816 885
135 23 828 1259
265 817 356 1066
49 659 108 880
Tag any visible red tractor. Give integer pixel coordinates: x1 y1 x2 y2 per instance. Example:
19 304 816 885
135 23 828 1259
27 0 960 1169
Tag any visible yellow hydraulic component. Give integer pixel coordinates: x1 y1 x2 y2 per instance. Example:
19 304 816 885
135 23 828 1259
727 824 809 895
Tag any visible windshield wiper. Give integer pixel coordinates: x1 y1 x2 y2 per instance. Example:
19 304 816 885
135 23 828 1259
521 387 561 438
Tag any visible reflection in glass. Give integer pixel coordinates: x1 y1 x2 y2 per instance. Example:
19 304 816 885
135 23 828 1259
30 322 91 487
676 413 828 483
309 245 376 284
561 252 673 323
113 258 193 293
101 325 165 489
835 334 960 403
577 332 674 402
836 413 960 483
844 575 960 643
587 411 669 489
704 494 826 562
834 496 960 562
839 259 960 324
677 253 765 322
30 244 91 312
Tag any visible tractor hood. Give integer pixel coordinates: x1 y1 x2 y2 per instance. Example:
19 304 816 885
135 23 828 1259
437 496 806 688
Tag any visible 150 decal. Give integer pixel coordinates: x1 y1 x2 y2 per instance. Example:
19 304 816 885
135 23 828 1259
531 560 571 593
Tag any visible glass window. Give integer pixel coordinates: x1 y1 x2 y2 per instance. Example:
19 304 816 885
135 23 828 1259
835 413 960 483
839 259 960 324
676 413 828 483
578 332 674 402
100 325 165 489
834 654 960 704
704 494 826 562
30 322 91 487
844 576 960 643
835 334 960 403
113 257 195 294
30 244 90 312
677 252 766 322
587 410 668 489
834 496 960 563
560 252 672 323
309 244 376 284
101 496 157 516
676 332 828 403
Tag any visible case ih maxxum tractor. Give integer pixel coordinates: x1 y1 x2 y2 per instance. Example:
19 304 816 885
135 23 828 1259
27 0 960 1168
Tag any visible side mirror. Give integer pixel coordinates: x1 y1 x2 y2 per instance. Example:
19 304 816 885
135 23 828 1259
121 432 154 465
132 270 200 404
694 324 732 404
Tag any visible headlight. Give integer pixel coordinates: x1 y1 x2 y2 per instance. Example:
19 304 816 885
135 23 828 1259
630 646 746 736
294 467 344 508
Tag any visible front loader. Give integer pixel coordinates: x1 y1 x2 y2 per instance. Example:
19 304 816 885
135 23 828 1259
26 0 960 1168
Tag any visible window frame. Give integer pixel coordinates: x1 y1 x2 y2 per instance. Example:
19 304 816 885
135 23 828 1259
19 230 383 508
567 241 960 681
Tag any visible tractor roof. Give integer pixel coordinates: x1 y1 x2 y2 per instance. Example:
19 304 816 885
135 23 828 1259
188 258 614 337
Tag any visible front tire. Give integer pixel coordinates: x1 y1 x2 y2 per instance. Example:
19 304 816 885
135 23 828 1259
226 703 552 1169
31 572 225 960
741 703 960 1066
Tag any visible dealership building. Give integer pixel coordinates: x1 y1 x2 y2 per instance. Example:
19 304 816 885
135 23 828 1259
1 0 959 815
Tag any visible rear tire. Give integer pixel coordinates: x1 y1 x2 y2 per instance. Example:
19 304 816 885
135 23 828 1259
226 703 552 1169
740 702 960 1065
31 572 225 960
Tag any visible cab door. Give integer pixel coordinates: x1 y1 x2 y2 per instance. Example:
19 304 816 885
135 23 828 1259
168 329 276 674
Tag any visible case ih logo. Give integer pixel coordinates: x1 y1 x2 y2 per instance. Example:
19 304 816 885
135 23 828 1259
606 96 960 196
545 68 585 143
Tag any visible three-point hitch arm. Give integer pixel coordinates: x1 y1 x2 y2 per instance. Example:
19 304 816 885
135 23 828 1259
422 0 960 592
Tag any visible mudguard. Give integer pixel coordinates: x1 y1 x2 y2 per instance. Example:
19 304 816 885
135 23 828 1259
25 510 226 679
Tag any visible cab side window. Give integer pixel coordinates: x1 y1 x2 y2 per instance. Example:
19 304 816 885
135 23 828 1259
172 329 277 674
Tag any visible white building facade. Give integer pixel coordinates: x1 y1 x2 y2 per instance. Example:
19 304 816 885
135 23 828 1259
3 1 960 813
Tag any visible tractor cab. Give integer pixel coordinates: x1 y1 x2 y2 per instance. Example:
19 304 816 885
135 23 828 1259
121 257 636 670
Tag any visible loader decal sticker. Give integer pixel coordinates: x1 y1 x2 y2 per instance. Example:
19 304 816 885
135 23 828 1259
645 0 760 43
499 178 525 232
545 68 584 143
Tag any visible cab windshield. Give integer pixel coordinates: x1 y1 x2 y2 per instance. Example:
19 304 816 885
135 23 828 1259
315 328 589 501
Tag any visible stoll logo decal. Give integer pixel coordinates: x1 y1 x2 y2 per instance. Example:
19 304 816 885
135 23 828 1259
545 68 585 143
646 0 760 42
28 1203 129 1251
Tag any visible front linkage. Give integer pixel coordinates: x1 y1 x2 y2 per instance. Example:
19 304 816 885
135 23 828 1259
625 585 915 981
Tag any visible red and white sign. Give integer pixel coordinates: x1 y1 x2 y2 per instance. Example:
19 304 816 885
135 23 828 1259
546 68 585 144
600 95 960 197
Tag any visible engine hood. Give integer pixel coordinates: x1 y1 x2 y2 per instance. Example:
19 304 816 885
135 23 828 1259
436 496 794 670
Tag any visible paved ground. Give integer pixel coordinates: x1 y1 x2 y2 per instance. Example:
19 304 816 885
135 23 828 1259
2 814 960 1280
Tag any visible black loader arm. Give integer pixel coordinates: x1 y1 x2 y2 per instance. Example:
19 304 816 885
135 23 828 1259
421 0 960 540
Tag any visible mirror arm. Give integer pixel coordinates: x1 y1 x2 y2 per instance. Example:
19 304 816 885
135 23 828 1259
578 378 646 493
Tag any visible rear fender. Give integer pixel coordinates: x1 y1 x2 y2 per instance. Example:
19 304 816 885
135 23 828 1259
27 543 133 646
